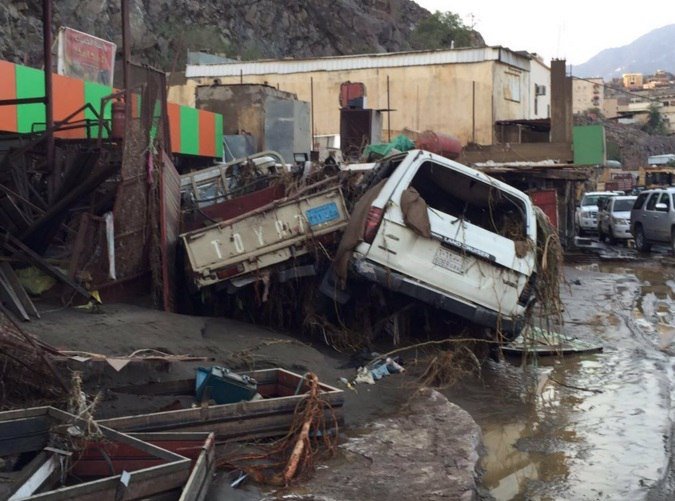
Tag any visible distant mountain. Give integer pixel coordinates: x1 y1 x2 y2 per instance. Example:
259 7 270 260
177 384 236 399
573 24 675 79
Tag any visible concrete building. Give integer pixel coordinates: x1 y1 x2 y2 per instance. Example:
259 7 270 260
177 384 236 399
622 73 643 90
170 47 551 147
572 77 604 115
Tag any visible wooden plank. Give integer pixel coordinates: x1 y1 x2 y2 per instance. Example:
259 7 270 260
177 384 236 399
460 142 573 164
179 437 214 501
8 454 58 500
0 262 39 319
0 416 50 456
25 461 191 501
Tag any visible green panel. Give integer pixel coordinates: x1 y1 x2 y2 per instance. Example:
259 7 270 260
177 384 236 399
214 113 223 159
84 81 113 138
180 106 199 155
15 65 45 133
573 125 606 165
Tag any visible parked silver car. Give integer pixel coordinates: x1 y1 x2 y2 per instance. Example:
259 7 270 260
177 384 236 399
598 196 637 243
630 187 675 252
575 191 617 236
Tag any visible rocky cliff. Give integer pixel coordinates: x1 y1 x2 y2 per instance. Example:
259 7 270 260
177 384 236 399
0 0 466 71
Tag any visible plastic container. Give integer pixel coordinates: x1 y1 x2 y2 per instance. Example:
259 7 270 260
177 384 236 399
195 366 258 404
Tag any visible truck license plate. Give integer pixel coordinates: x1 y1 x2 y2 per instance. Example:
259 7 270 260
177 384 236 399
433 247 463 274
305 202 339 226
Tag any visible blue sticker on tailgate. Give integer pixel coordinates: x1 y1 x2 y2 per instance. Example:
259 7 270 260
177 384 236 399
306 202 339 226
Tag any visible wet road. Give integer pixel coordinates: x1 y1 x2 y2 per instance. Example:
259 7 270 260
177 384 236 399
446 253 675 500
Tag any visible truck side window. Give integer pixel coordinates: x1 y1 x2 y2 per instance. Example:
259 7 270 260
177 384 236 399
646 193 659 211
633 192 649 210
409 161 526 240
659 192 671 210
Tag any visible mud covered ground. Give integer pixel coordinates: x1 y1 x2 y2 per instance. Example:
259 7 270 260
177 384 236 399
19 250 675 500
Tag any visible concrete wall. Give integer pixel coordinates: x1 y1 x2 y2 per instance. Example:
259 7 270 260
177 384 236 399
195 84 310 162
530 58 551 119
172 54 552 146
184 61 497 144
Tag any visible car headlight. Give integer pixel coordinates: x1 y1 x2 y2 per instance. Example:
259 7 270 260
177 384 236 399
612 217 629 225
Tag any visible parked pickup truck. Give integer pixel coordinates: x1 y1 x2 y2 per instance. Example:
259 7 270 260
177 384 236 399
337 150 537 337
181 180 348 290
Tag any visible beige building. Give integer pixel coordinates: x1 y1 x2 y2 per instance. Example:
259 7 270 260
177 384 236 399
617 98 675 132
171 47 551 146
622 73 643 90
572 77 604 115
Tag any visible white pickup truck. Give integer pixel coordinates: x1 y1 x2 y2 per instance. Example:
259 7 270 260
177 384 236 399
340 150 537 337
181 180 348 290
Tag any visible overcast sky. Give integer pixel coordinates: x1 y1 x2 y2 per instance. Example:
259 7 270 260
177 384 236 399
415 0 675 67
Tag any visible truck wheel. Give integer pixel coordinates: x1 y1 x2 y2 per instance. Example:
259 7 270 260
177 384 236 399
635 225 651 252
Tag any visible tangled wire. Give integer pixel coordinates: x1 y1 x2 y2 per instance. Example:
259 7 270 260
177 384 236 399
216 372 339 486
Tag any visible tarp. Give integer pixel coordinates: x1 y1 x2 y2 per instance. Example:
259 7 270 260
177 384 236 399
363 135 415 160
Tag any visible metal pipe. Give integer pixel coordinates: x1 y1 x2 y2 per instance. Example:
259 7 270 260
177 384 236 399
42 0 53 172
387 75 391 142
472 80 476 144
310 77 314 150
121 0 131 121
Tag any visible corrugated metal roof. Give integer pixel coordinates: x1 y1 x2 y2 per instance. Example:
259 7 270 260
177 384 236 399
186 46 532 78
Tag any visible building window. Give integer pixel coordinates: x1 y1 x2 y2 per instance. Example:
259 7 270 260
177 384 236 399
504 72 521 102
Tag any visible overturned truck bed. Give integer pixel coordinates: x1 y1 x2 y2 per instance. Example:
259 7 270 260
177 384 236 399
181 178 348 290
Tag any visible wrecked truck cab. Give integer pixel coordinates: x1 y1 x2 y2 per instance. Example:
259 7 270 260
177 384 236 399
346 150 537 338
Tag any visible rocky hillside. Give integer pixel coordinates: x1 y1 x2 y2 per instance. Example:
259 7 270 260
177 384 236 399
574 24 675 79
0 0 482 71
577 115 675 169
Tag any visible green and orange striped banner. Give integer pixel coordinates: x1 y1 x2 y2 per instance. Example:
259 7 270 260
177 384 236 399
0 60 223 158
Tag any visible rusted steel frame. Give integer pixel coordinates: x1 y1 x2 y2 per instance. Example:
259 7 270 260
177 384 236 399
42 0 54 175
9 103 104 161
0 97 46 106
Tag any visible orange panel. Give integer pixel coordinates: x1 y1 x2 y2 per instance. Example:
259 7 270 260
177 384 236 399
198 111 215 157
167 102 181 153
53 74 85 138
0 60 18 132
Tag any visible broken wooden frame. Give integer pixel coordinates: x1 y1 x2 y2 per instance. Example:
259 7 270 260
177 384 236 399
101 368 344 442
0 406 196 500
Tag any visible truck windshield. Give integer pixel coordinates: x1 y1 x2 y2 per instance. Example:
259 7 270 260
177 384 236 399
613 199 636 211
581 195 602 206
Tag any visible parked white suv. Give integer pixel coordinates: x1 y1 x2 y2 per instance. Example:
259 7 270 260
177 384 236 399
575 191 617 236
347 150 537 338
630 187 675 252
598 196 637 243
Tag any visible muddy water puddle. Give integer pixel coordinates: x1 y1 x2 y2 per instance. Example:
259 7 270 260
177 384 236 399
446 259 675 500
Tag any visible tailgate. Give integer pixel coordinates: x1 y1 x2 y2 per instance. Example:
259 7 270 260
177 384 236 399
182 187 348 288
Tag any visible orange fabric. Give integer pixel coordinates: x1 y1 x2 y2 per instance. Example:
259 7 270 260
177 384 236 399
0 60 18 132
167 102 181 153
52 74 85 138
198 111 215 157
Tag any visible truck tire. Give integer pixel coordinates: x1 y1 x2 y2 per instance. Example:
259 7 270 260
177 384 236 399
635 225 652 252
